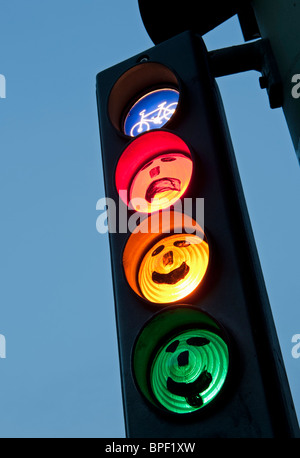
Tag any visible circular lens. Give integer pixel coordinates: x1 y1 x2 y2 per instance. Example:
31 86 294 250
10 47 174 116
132 307 230 415
108 63 179 134
123 88 179 137
150 328 229 414
123 212 208 304
115 131 193 214
138 233 209 303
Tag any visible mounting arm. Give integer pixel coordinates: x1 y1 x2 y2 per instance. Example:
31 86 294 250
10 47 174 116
208 39 283 109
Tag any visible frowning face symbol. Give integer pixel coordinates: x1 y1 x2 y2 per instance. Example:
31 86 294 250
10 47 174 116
130 153 193 213
138 234 209 303
115 131 194 214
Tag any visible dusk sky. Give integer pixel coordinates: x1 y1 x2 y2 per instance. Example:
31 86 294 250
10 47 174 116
0 1 299 437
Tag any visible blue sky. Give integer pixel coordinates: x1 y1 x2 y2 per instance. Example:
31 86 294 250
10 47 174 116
0 1 299 438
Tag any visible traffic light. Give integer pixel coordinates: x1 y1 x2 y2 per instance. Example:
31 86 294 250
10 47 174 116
96 31 299 438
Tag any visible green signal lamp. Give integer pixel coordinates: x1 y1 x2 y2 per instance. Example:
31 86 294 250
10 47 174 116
133 306 230 414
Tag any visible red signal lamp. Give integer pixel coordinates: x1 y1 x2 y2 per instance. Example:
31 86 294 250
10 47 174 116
115 131 193 213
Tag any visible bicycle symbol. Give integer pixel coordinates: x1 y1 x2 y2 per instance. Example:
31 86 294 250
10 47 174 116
130 101 178 137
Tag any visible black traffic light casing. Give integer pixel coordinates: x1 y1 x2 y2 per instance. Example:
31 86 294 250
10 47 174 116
137 0 253 44
96 32 299 438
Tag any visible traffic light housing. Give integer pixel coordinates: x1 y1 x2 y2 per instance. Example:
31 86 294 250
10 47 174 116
137 0 252 44
96 32 299 438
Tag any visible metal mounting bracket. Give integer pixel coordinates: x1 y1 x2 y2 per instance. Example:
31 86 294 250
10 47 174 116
208 39 283 109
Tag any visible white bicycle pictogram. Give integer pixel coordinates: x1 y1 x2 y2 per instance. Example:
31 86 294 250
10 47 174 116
130 101 178 136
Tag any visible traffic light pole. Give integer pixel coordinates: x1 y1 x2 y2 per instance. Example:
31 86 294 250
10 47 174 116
251 0 300 163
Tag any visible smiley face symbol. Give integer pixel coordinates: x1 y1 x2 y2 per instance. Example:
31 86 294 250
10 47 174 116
165 337 212 408
138 234 209 303
150 328 230 414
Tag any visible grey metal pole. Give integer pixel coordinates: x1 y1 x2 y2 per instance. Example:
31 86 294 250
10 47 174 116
251 0 300 163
